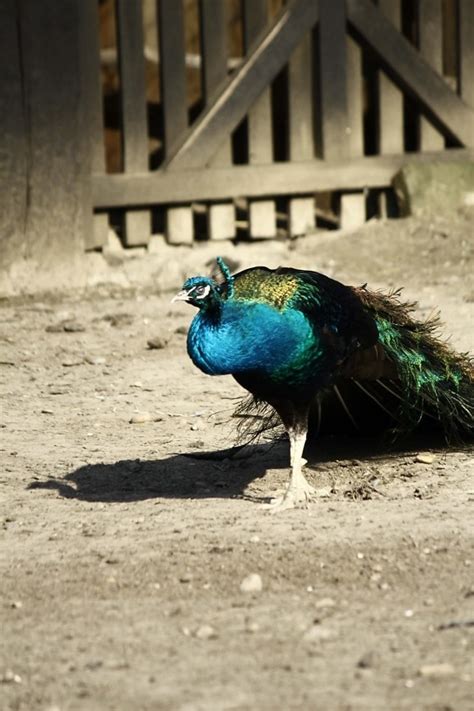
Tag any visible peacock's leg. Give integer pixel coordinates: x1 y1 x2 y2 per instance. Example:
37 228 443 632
267 427 315 512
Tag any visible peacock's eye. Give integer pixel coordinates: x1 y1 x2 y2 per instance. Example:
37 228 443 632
194 284 211 298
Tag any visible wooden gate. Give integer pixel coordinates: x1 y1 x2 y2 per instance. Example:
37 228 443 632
85 0 474 248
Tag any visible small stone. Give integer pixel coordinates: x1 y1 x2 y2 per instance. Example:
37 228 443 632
179 572 193 583
245 620 260 633
1 670 22 684
63 320 85 333
240 573 263 593
195 625 217 640
85 355 106 366
303 624 335 643
315 597 336 609
416 453 436 464
419 663 455 678
62 357 84 367
129 412 153 424
357 651 377 669
404 609 415 618
147 336 169 350
10 601 23 609
175 325 188 335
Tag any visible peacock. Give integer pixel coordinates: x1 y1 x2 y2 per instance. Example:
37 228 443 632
173 258 474 511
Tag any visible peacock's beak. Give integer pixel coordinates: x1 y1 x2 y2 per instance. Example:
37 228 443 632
171 289 190 303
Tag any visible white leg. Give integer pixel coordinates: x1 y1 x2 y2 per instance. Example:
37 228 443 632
267 428 315 512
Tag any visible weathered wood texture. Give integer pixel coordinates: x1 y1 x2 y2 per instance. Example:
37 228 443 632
200 0 235 240
347 0 474 146
318 0 348 160
418 0 444 151
458 0 474 108
377 0 403 155
116 0 150 246
158 0 193 244
288 32 315 235
80 0 108 249
166 0 320 170
341 33 365 229
93 149 474 208
1 0 90 274
0 0 27 273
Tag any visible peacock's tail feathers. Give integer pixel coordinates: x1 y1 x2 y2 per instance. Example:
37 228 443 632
353 287 474 440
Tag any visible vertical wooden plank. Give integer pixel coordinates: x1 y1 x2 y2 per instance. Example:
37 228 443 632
458 0 474 107
288 32 315 236
200 0 235 240
158 0 193 244
243 0 277 239
377 0 403 217
80 0 108 249
116 0 150 246
378 0 403 154
0 0 27 281
318 0 349 161
419 0 444 150
341 34 366 229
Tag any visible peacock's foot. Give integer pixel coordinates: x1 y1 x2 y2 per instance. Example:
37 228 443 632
264 475 316 513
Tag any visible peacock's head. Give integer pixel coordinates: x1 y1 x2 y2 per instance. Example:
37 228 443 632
172 257 234 310
172 276 221 310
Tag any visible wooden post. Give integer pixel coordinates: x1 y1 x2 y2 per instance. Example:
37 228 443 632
458 0 474 108
318 0 349 161
80 0 109 249
158 0 193 245
419 0 444 150
377 0 403 217
341 34 366 230
0 0 91 280
200 0 236 240
0 0 27 277
116 0 150 246
378 0 403 155
243 0 277 239
288 32 315 236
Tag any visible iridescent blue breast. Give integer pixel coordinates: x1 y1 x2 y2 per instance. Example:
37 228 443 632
187 300 318 379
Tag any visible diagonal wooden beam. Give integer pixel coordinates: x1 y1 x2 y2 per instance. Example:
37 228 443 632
346 0 474 147
165 0 320 170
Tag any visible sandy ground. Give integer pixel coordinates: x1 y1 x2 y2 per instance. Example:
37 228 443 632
1 212 473 711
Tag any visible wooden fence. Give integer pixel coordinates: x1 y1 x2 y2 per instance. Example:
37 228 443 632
1 0 473 277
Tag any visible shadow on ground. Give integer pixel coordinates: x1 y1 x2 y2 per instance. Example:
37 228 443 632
27 433 454 504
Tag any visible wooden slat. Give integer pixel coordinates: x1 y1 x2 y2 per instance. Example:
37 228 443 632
92 149 474 207
158 0 193 245
341 35 365 229
458 0 474 108
116 0 150 246
200 0 235 240
377 0 403 155
288 32 315 235
243 0 276 239
347 0 474 146
80 0 108 249
166 0 320 170
419 0 444 151
318 0 348 160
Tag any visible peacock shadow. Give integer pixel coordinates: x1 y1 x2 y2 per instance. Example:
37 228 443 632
27 433 450 504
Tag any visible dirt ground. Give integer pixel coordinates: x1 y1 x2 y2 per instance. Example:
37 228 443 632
1 212 473 711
